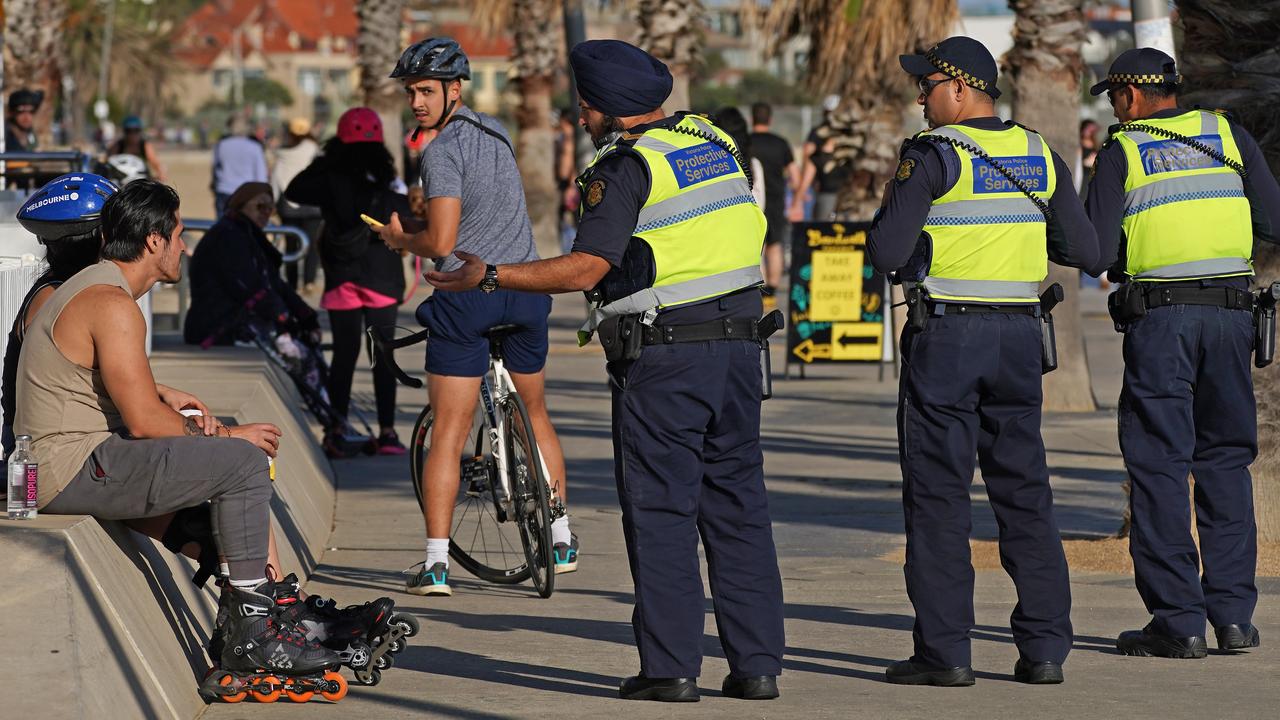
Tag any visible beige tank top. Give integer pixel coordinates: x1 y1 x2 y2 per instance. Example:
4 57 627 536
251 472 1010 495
14 261 131 507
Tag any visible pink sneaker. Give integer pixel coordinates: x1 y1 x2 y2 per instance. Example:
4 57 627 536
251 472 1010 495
376 430 407 456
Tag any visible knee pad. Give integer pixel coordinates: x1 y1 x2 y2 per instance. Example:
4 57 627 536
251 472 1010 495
161 503 221 588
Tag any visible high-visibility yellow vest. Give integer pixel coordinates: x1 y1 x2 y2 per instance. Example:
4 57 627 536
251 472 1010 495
1111 110 1252 281
916 123 1055 304
577 114 766 343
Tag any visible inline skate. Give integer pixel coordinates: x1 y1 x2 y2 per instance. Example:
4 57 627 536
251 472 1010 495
273 573 421 686
199 580 348 703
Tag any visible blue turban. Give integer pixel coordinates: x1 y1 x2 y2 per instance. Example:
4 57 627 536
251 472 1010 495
570 40 673 117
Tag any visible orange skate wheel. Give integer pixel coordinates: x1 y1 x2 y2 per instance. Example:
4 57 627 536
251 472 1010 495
217 673 246 703
250 675 281 703
320 670 348 702
285 685 315 703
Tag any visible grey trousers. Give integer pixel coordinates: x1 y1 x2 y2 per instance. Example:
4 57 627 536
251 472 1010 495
45 434 273 580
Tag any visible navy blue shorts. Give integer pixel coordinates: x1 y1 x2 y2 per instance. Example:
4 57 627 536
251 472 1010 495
415 288 552 377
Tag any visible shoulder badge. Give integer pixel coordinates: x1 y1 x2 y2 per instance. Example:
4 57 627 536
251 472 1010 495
585 179 607 210
895 158 917 183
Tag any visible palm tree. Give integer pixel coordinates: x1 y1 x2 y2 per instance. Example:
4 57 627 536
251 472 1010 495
764 0 959 221
1004 0 1094 412
357 0 408 174
635 0 704 113
474 0 563 260
1176 0 1280 542
4 0 69 148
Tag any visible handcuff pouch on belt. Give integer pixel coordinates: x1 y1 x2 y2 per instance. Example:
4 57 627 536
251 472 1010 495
904 284 1062 374
598 314 643 363
1107 282 1148 333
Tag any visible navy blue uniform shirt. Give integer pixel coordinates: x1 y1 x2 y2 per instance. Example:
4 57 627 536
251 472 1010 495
572 115 763 325
1086 108 1280 288
866 117 1099 280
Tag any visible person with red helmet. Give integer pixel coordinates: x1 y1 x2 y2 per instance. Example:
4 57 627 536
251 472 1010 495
285 107 413 457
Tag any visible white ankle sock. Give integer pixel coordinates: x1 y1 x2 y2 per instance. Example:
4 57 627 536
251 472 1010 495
426 538 450 568
230 577 267 591
551 515 571 546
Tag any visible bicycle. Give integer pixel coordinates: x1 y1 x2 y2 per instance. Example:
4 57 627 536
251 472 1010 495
368 324 563 598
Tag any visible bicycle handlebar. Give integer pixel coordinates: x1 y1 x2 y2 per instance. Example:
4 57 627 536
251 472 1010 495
366 326 430 389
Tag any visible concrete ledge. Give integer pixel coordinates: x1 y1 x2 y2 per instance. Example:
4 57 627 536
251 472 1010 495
0 345 335 719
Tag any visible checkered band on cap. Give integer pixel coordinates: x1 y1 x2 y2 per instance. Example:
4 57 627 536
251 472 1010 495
1107 72 1183 85
927 49 989 92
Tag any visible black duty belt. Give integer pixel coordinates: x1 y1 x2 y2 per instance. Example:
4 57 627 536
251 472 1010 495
926 302 1040 316
640 317 760 345
1142 285 1255 312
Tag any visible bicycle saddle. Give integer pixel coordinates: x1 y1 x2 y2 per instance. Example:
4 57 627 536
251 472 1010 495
482 324 521 341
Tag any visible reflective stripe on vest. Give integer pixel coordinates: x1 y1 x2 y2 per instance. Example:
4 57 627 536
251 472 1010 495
576 115 766 344
1115 110 1252 281
918 123 1054 304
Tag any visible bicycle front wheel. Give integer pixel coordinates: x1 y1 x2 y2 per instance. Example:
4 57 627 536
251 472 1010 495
410 404 531 584
504 393 555 598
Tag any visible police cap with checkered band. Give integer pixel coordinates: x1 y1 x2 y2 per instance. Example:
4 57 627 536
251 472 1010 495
900 36 1001 100
1089 47 1181 96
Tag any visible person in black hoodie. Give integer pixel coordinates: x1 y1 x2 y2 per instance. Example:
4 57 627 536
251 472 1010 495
285 108 410 457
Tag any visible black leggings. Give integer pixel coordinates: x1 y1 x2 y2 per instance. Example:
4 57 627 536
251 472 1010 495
327 304 398 431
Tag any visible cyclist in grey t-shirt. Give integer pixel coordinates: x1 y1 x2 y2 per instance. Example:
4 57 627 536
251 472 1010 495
376 37 577 597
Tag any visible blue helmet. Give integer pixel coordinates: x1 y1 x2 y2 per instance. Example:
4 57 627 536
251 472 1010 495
122 115 143 130
16 173 119 242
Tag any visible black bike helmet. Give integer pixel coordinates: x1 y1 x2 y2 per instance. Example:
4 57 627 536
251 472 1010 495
390 37 471 81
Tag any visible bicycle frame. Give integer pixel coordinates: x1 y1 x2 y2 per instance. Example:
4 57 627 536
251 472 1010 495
481 356 558 516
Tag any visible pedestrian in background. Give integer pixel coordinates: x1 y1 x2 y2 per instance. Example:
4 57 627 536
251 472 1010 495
212 115 268 218
286 107 409 458
749 102 797 300
272 117 323 292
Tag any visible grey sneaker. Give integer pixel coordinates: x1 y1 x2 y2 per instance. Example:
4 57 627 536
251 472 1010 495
553 534 579 574
406 561 452 596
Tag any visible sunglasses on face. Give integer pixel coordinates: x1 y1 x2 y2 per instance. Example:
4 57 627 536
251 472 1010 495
918 76 953 97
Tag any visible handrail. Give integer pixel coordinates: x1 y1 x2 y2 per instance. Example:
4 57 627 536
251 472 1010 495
181 218 312 264
173 218 314 328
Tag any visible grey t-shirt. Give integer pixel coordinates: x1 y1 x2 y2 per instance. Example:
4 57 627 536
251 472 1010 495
420 107 539 271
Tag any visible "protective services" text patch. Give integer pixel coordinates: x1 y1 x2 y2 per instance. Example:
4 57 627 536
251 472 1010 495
666 142 739 188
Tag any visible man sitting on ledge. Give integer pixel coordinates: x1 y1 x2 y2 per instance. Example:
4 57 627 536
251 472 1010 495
15 179 283 586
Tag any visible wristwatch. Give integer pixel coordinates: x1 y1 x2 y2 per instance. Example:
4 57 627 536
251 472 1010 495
479 264 499 293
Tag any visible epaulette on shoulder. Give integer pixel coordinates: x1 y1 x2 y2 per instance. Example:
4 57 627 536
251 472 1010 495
1006 119 1040 134
1196 106 1236 123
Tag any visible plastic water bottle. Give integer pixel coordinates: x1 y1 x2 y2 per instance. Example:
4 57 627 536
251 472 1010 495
7 435 38 520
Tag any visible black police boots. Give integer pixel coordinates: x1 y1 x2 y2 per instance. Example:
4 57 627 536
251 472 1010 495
1215 623 1261 651
1013 659 1064 684
618 675 699 702
885 659 975 687
1116 624 1208 659
722 674 779 700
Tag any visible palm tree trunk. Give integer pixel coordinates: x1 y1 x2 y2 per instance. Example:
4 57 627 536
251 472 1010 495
635 0 702 114
1177 0 1280 542
357 0 407 176
1004 0 1094 412
511 0 563 260
4 0 68 148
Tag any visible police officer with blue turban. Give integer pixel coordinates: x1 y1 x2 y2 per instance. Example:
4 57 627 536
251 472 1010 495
1087 48 1280 659
868 36 1099 687
426 39 785 702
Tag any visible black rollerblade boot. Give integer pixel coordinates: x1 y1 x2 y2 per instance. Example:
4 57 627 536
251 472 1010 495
199 580 348 703
273 573 421 686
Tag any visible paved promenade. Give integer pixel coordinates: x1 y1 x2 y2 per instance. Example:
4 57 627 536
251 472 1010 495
203 290 1278 719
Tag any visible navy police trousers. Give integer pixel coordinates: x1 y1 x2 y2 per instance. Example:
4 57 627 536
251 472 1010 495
609 339 785 679
898 313 1073 668
1120 304 1258 638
